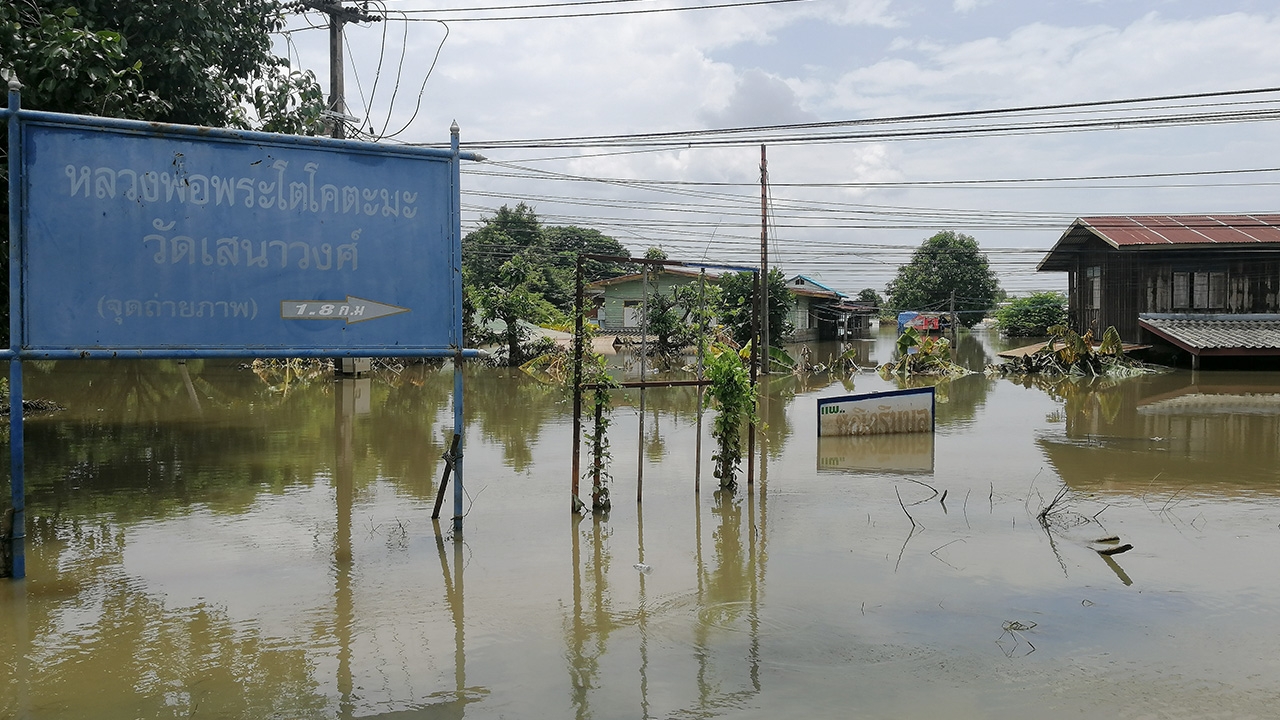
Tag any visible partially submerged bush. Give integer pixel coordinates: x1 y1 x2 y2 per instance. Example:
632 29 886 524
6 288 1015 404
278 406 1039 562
989 326 1159 377
877 327 971 379
996 292 1067 337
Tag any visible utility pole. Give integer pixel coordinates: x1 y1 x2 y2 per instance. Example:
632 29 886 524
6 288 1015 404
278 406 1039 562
759 144 770 374
296 1 381 140
949 289 958 342
296 1 380 375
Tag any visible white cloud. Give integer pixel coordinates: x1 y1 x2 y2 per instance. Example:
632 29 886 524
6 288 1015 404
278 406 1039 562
700 69 819 127
280 4 1280 292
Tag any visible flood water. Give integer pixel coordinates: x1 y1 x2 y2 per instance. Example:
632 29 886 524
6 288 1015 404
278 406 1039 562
4 328 1280 719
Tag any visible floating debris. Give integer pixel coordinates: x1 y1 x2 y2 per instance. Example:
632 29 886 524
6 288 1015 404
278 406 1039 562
1095 543 1134 556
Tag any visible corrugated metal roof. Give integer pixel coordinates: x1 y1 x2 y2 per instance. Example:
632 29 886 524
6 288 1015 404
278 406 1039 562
1080 214 1280 247
586 266 719 289
1139 313 1280 352
1039 214 1280 272
1139 393 1280 416
788 274 845 296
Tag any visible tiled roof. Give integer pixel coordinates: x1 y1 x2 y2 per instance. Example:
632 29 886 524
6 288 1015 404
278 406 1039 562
1139 313 1280 352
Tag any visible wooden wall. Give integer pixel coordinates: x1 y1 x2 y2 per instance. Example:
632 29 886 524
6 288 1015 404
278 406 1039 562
1062 242 1280 342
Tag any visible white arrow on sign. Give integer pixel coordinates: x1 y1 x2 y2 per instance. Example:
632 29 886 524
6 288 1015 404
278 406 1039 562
280 296 409 324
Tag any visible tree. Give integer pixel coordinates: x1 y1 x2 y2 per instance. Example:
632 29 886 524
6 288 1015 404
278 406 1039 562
644 246 668 261
537 225 630 311
642 289 694 356
996 292 1067 337
475 256 557 365
716 269 793 349
885 231 1001 328
0 0 324 129
462 203 544 290
462 205 631 313
855 288 882 308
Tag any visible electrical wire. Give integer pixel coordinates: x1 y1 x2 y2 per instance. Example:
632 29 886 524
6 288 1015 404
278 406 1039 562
396 0 813 22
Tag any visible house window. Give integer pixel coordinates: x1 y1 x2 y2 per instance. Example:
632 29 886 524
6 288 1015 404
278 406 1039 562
1173 272 1190 309
1173 270 1225 310
622 300 641 328
1085 266 1101 308
1193 272 1209 309
1208 272 1226 309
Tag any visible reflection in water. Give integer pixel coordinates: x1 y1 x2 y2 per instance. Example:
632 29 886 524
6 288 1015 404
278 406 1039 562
8 342 1280 718
1032 371 1280 492
563 477 769 717
817 434 936 474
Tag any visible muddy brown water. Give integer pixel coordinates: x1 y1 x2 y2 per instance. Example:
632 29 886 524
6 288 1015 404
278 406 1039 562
3 329 1280 718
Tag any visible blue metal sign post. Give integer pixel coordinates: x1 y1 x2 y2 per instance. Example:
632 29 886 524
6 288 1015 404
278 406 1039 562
3 79 479 578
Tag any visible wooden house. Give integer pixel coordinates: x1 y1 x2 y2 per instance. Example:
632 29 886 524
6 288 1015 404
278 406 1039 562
1037 215 1280 367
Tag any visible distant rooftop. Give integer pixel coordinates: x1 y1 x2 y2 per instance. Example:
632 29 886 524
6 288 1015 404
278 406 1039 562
787 274 846 298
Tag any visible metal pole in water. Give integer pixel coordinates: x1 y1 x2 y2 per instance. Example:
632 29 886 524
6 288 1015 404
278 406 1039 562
8 78 26 580
637 261 647 503
572 255 584 508
747 271 759 487
450 121 465 534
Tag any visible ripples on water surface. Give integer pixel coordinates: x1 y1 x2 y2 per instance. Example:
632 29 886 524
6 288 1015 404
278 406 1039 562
3 330 1280 718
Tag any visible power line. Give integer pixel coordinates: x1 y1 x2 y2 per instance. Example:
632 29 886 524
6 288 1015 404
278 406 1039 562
464 164 1280 189
415 86 1280 149
395 0 812 22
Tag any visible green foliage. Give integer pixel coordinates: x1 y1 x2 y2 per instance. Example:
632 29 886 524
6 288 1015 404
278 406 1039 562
996 292 1067 337
877 327 970 379
462 203 544 289
644 246 668 260
885 231 1002 327
0 0 322 128
625 272 720 366
249 66 327 136
704 346 757 490
537 225 631 310
475 256 560 366
642 286 695 356
715 268 793 349
462 204 631 314
581 352 617 513
990 325 1157 377
856 288 882 307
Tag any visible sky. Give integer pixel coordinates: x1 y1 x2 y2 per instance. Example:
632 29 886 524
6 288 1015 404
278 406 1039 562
278 0 1280 296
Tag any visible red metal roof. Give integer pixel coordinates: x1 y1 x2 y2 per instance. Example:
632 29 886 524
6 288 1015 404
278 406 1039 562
1079 214 1280 247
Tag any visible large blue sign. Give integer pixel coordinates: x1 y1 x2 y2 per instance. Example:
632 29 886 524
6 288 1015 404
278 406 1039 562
20 119 459 354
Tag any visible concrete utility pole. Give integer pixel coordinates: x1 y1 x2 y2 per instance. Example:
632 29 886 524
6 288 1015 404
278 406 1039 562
296 1 380 376
759 144 770 373
296 1 381 140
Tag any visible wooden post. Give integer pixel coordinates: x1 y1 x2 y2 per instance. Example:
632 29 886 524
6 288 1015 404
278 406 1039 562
432 433 462 519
